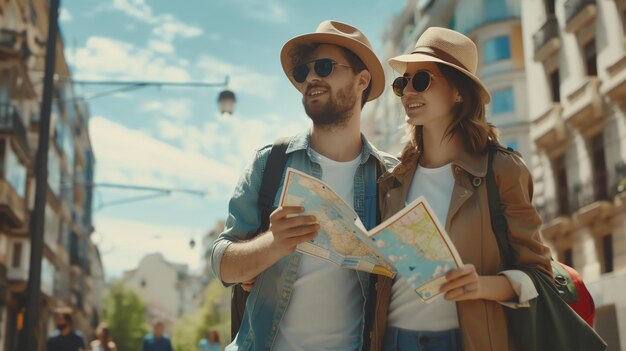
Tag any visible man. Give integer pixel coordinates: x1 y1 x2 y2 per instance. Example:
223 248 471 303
210 20 396 350
141 321 173 351
46 307 87 351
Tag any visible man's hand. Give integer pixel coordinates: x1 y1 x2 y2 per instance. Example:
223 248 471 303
241 276 257 292
267 206 319 257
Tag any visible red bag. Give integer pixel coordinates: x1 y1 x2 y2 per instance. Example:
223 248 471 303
556 261 595 326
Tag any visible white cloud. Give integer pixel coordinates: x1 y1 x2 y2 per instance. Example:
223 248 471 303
153 16 203 41
154 111 309 171
89 116 238 193
93 216 203 278
112 0 203 44
197 55 281 100
233 1 288 24
66 36 190 82
142 99 193 120
148 39 175 54
59 8 73 22
112 0 154 23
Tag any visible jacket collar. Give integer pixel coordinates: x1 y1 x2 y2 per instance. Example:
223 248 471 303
382 146 489 184
285 129 388 166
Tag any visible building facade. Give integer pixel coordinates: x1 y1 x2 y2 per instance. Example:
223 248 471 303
367 0 626 350
122 253 204 331
0 0 102 349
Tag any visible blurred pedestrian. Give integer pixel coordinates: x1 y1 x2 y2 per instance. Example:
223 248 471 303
142 320 173 351
198 328 221 351
90 322 118 351
46 307 87 351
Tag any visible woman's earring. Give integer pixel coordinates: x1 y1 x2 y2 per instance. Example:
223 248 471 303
455 96 463 103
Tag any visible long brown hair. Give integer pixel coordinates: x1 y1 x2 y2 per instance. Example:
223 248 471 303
396 63 499 175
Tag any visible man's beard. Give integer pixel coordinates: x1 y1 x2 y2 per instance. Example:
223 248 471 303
56 323 67 331
303 82 357 127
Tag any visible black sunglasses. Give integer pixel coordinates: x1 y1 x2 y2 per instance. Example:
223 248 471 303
391 70 440 97
291 58 352 83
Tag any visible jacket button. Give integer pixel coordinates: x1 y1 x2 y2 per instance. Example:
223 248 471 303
386 193 391 198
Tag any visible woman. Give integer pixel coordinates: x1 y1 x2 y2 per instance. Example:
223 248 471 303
90 323 118 351
198 328 221 351
371 27 552 351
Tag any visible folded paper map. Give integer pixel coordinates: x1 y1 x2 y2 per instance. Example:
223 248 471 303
278 167 463 302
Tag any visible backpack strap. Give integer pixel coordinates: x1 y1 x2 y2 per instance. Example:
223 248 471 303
258 137 291 233
230 136 291 339
486 143 515 270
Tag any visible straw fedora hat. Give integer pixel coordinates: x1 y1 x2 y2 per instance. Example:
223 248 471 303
280 20 385 101
388 27 491 104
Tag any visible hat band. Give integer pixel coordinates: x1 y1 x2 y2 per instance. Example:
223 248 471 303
411 46 470 73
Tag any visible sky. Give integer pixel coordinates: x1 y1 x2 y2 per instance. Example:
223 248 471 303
58 0 406 279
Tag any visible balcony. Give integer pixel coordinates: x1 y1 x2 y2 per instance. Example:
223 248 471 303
0 180 26 228
570 181 614 225
565 0 597 33
0 104 30 158
0 29 21 53
602 54 626 106
533 16 560 62
562 77 604 134
536 197 570 224
531 104 566 152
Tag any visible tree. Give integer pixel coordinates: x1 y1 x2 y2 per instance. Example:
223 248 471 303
103 281 149 351
172 279 231 351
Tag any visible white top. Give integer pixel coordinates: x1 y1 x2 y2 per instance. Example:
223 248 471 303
388 163 539 332
274 149 363 351
388 163 459 331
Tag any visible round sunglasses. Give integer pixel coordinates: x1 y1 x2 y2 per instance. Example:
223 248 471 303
391 70 441 97
291 58 352 83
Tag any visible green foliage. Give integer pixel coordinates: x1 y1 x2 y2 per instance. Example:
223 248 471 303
102 281 149 351
172 279 231 351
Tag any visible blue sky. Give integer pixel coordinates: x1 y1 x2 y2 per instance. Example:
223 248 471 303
59 0 405 279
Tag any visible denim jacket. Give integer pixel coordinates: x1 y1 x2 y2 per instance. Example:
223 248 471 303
210 131 397 351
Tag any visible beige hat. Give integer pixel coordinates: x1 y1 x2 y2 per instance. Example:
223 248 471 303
280 20 385 101
388 27 491 104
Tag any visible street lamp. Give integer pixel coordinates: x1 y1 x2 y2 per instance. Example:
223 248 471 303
69 76 237 115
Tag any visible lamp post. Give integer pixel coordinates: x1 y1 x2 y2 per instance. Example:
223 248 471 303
69 77 237 114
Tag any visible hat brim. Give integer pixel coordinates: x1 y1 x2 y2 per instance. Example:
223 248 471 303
389 53 491 104
281 33 385 101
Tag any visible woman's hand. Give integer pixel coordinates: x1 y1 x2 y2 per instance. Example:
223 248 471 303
440 264 481 301
439 264 517 302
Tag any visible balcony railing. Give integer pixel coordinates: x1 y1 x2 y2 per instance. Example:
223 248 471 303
570 180 610 212
533 16 560 61
565 0 597 31
610 161 626 198
0 104 29 154
0 29 19 50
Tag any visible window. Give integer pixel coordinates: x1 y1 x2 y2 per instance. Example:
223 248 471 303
550 69 560 102
591 134 608 201
491 88 515 115
483 36 511 64
48 147 61 197
583 40 597 76
545 0 556 16
602 235 614 273
12 242 22 268
554 155 569 215
485 0 511 22
5 145 26 198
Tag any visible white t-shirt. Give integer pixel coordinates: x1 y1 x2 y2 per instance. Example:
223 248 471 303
274 149 363 351
388 163 459 331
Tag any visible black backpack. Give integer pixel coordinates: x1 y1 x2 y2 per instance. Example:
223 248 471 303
230 137 290 338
